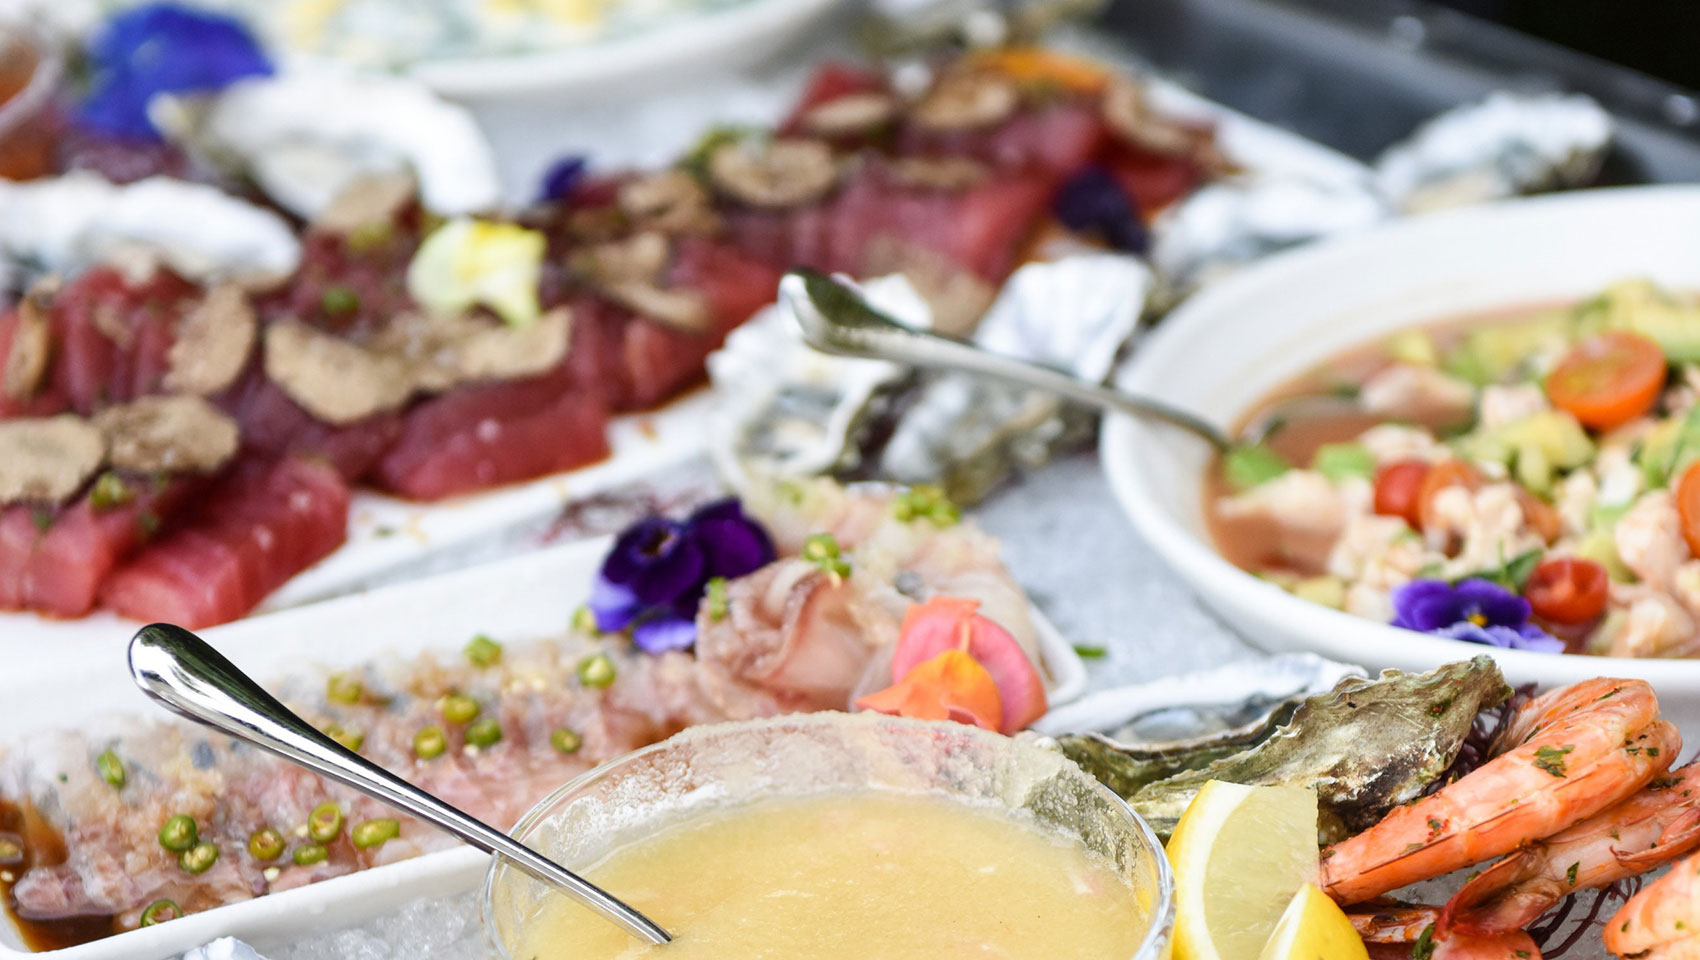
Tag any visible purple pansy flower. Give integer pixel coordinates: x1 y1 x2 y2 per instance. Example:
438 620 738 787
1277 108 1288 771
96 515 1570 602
1391 578 1563 653
589 499 775 654
538 156 588 202
78 3 273 141
1053 166 1147 253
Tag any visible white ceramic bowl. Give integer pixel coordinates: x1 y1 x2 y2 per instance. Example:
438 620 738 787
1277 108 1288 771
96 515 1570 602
1102 185 1700 727
407 0 842 100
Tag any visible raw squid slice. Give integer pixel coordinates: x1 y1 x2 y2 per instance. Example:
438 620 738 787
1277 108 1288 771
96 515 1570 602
99 457 350 627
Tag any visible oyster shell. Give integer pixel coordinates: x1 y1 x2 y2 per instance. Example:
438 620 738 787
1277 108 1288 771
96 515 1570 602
1150 175 1389 301
1058 656 1510 840
706 275 934 492
708 255 1153 505
1375 92 1613 214
153 70 500 220
874 253 1153 503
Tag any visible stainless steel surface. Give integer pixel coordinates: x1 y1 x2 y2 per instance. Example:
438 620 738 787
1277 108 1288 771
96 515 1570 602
781 269 1233 452
128 623 673 947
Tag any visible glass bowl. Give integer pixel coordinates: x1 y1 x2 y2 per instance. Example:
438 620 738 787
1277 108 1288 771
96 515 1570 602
483 711 1174 960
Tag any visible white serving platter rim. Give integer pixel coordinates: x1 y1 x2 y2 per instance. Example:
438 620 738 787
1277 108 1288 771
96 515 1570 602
1099 184 1700 707
404 0 844 99
0 534 1085 958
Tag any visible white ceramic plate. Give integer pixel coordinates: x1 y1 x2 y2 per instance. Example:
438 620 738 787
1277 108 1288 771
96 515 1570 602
1101 185 1700 732
0 535 1084 959
406 0 843 101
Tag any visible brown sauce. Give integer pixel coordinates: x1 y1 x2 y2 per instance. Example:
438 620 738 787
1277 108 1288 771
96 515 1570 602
1203 303 1565 576
1 798 118 951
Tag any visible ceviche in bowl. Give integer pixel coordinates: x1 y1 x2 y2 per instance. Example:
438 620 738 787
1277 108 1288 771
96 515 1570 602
1103 186 1700 707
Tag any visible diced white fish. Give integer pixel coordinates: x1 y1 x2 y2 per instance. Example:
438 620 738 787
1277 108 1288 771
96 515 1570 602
0 173 301 290
1610 585 1700 659
1359 363 1475 425
1617 490 1688 588
1357 423 1445 466
1428 483 1545 581
1218 470 1347 572
1478 383 1549 430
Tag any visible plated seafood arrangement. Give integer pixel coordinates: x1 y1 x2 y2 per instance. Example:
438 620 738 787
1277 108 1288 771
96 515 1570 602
0 2 1237 630
3 2 1692 960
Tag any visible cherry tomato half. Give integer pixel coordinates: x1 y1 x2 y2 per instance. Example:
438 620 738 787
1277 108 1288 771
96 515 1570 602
1545 331 1668 431
1524 557 1609 624
1677 461 1700 558
1373 460 1429 528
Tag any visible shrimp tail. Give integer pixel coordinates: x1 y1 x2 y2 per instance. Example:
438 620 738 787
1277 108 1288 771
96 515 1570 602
1440 849 1558 936
1615 807 1700 873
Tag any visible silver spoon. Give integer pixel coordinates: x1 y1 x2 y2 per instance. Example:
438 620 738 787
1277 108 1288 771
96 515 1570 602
127 622 672 946
780 268 1234 452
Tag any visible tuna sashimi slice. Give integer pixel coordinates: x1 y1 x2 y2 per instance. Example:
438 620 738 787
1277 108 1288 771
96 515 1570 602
47 267 197 414
14 475 206 618
219 370 403 481
100 458 350 628
372 384 610 501
724 161 1052 282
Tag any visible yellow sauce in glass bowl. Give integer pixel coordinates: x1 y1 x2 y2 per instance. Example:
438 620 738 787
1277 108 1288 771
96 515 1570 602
510 791 1152 960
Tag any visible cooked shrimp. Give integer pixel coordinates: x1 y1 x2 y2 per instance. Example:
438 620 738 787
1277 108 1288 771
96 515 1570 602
1606 848 1700 959
1350 907 1543 960
1321 678 1676 905
1443 762 1700 935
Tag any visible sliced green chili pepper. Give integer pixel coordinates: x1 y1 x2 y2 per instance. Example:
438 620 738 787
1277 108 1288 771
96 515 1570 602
89 472 133 512
325 673 363 705
440 694 480 725
139 899 181 926
413 725 447 760
351 818 401 850
464 634 502 668
550 727 582 754
576 652 617 689
324 723 363 752
96 749 125 789
572 604 600 635
248 827 285 861
292 843 328 866
308 802 344 844
704 577 729 621
802 533 852 578
179 841 218 875
158 814 197 852
466 717 502 748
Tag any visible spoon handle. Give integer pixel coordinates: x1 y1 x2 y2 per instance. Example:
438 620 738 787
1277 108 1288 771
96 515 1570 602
780 270 1230 452
128 623 671 946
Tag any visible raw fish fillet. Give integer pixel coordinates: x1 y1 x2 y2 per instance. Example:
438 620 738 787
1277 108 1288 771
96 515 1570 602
99 457 350 627
0 475 208 617
42 267 198 414
218 367 403 481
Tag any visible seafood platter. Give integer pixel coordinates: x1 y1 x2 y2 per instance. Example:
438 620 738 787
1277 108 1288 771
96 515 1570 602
1 1 1696 960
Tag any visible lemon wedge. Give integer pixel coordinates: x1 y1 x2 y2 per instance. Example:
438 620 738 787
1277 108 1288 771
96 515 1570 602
1166 780 1321 960
1258 884 1368 960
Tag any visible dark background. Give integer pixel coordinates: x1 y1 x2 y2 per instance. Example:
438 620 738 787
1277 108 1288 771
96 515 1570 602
1431 0 1700 90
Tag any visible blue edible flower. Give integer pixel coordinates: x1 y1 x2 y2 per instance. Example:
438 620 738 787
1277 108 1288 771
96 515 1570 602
78 3 273 141
1053 166 1146 253
590 499 775 654
1391 578 1563 653
538 155 588 203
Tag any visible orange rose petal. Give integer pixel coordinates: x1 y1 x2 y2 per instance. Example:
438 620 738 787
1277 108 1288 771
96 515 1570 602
854 649 1003 732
